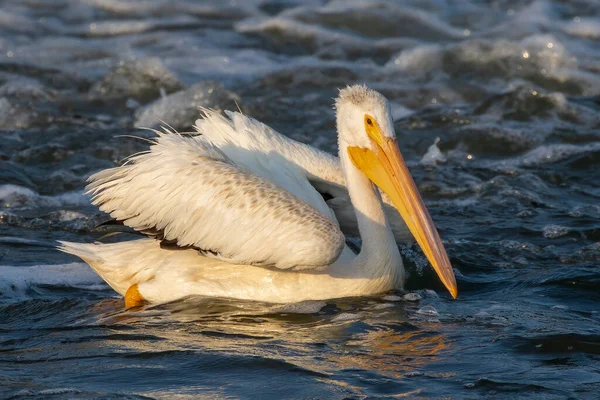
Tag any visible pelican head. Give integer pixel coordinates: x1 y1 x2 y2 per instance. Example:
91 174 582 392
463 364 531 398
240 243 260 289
336 85 458 298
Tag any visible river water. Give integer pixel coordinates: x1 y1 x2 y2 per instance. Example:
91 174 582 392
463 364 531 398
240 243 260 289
1 0 599 399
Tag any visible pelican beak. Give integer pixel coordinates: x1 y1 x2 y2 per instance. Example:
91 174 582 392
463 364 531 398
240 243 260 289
348 118 458 299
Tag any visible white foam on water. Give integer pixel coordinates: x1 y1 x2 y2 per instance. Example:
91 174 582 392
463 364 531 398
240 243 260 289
84 0 262 15
416 305 439 316
387 44 442 75
271 300 327 314
0 78 54 100
308 0 466 39
332 312 361 322
551 305 568 310
403 293 422 302
135 82 240 129
522 143 600 166
236 16 376 64
74 16 198 37
384 28 600 96
0 184 38 207
0 184 88 209
0 263 106 300
83 0 168 14
486 142 600 169
382 295 403 302
420 137 447 167
89 58 183 100
564 18 600 39
373 303 394 310
237 0 463 62
171 47 286 84
390 102 414 120
14 388 81 397
543 224 570 239
53 210 88 222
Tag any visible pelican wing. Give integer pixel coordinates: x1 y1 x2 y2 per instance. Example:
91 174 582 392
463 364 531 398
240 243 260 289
196 110 413 244
87 132 345 270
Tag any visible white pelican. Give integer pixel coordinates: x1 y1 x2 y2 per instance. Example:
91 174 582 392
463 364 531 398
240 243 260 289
59 85 457 307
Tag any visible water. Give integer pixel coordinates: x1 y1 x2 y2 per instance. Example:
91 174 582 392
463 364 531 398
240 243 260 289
1 0 599 398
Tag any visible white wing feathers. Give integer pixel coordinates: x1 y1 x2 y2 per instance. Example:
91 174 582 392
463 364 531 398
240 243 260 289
196 110 413 244
87 132 345 270
195 110 342 219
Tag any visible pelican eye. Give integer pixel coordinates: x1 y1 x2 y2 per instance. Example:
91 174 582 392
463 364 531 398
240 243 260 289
364 115 384 146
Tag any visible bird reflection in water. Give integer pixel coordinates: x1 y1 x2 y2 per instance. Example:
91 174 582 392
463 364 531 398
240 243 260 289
89 295 452 395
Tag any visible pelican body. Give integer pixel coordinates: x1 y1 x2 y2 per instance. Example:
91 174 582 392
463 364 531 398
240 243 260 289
59 85 457 306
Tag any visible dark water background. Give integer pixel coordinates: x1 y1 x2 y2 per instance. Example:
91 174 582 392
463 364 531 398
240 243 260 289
1 0 600 398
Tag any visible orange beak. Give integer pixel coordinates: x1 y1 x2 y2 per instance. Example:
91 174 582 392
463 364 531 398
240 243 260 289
348 118 458 298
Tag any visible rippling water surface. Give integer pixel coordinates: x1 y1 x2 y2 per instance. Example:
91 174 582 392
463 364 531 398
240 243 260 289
1 0 600 398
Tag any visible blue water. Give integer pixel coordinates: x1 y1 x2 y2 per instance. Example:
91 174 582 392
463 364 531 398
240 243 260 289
1 0 599 398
